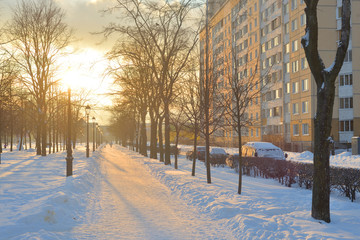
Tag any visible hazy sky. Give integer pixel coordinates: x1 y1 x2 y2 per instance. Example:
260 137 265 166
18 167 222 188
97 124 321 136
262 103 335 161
0 0 121 124
1 0 118 50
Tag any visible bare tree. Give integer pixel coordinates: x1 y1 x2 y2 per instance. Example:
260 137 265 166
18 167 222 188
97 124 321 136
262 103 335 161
0 57 17 163
182 63 202 176
4 0 72 156
107 40 152 156
222 55 265 194
103 0 199 165
170 96 188 169
301 0 351 223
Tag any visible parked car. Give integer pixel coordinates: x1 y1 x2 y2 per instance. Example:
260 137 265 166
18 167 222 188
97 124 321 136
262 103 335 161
197 146 206 161
186 150 195 160
226 153 239 169
210 147 228 165
242 142 287 160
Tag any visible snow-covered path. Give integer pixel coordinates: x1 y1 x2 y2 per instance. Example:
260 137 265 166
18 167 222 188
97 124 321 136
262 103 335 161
71 146 236 239
2 146 360 239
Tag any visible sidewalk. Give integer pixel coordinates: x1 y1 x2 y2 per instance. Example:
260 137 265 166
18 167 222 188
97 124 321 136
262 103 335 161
70 145 236 239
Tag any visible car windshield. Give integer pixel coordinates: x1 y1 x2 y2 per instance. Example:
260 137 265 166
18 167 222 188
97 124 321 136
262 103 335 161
211 148 226 154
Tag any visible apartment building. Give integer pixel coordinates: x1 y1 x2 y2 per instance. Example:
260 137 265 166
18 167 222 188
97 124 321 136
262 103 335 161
200 0 360 151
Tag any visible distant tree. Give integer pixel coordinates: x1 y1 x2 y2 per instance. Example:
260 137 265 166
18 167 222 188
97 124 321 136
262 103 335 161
170 97 187 169
103 0 199 165
107 41 152 156
301 0 351 223
4 0 72 156
0 57 17 163
182 63 202 176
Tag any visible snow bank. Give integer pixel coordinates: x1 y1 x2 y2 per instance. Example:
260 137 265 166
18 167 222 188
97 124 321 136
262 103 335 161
133 149 360 239
286 150 360 169
0 148 98 239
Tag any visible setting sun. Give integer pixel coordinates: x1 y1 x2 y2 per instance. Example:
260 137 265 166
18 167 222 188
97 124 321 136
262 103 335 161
60 48 110 92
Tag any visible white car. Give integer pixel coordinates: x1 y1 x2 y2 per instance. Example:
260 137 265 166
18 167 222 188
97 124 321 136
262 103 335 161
242 142 287 160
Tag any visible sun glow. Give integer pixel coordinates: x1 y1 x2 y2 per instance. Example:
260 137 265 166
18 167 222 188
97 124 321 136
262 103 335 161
59 48 113 105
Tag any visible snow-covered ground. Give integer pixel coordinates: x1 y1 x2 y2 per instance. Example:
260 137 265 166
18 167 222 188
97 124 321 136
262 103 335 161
1 145 360 239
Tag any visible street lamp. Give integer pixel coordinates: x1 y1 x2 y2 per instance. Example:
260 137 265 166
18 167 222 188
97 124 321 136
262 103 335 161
85 105 90 158
92 117 96 152
66 87 73 177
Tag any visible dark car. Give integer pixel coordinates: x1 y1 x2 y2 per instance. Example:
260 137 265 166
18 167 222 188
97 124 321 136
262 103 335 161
196 146 206 161
210 147 228 165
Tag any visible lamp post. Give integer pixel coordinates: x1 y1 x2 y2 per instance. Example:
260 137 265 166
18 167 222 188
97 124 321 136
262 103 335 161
92 117 96 152
66 87 73 177
85 105 90 158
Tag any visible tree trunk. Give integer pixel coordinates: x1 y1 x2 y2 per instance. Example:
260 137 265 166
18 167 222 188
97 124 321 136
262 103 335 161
174 131 179 169
191 123 198 176
301 0 351 223
28 131 32 149
150 114 158 159
48 120 52 154
41 112 47 156
238 125 242 194
158 117 164 162
36 122 41 155
204 0 211 184
53 116 56 153
140 108 147 156
164 103 171 165
311 78 335 223
10 105 13 152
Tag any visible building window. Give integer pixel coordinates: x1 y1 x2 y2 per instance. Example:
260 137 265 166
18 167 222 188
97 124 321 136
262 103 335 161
284 3 289 14
302 123 309 135
291 19 298 31
285 22 289 34
336 6 342 19
339 74 353 86
293 103 299 114
274 106 282 116
256 128 259 137
293 124 299 135
285 43 290 54
301 57 308 69
302 101 308 113
292 60 299 72
291 0 297 10
286 82 290 93
300 14 306 26
285 102 290 114
344 50 352 62
339 120 353 132
292 81 299 93
292 40 298 52
302 79 309 91
340 97 353 109
285 62 290 73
